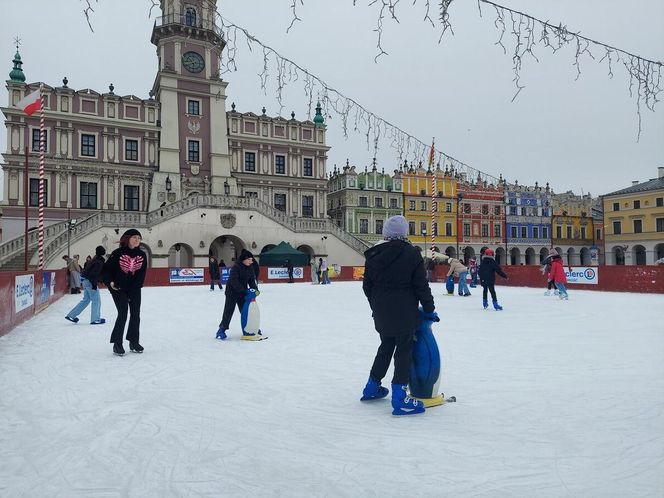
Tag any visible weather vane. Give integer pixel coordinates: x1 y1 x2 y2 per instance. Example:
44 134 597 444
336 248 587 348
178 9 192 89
14 36 21 50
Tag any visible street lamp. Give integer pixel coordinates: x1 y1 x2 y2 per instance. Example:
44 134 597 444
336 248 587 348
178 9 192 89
224 180 230 195
66 208 77 258
165 175 172 192
422 228 427 258
456 192 464 259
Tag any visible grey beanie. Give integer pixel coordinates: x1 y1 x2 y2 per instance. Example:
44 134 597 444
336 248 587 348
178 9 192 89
382 215 409 240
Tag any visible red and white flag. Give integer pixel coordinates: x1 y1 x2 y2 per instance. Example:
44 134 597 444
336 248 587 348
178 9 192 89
17 89 42 116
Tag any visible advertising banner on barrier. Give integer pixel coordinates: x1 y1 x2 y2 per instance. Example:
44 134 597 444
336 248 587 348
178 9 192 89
221 267 231 283
267 267 304 280
169 268 205 283
15 274 35 312
566 267 599 285
50 272 56 296
40 272 51 304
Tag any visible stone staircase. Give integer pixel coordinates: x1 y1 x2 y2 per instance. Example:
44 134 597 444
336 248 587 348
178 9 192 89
0 195 370 270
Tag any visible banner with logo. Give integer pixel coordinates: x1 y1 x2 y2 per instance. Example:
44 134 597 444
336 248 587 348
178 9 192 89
39 272 51 304
267 267 304 280
221 267 231 283
169 268 205 283
565 267 598 285
15 274 35 313
50 272 56 296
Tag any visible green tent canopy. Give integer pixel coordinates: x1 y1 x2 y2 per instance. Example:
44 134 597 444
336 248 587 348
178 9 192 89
258 241 310 267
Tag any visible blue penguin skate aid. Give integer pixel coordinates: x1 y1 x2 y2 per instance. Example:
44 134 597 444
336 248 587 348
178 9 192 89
240 289 267 341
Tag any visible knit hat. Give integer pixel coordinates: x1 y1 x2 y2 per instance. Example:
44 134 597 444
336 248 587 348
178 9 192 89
119 228 142 247
95 245 106 257
484 248 495 257
382 215 409 240
548 248 558 257
239 249 254 262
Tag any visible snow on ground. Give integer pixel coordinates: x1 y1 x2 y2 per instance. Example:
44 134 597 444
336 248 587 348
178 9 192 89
1 282 663 498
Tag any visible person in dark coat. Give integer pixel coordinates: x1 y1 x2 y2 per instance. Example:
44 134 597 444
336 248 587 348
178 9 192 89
284 259 294 283
65 245 107 324
216 249 259 340
478 248 508 310
361 215 437 416
209 255 222 291
101 229 148 356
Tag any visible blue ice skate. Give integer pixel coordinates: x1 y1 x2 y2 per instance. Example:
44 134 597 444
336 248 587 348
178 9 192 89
492 301 503 311
215 328 227 340
360 377 389 401
391 384 425 416
483 299 488 310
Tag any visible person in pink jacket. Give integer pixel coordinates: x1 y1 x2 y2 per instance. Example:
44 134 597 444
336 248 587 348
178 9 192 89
548 249 569 300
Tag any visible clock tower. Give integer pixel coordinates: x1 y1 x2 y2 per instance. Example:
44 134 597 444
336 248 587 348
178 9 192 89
149 0 234 209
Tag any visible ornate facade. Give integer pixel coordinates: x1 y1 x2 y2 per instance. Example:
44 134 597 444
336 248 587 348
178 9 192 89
551 191 596 265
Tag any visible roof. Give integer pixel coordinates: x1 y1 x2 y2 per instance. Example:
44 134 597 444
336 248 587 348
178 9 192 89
604 177 664 197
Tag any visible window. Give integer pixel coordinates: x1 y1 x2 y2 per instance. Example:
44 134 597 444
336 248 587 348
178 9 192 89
634 200 641 209
656 197 663 207
360 219 369 234
188 140 200 162
409 222 415 235
124 185 139 211
420 222 427 235
543 227 549 239
375 219 383 235
463 223 470 237
542 208 549 217
390 198 398 208
409 200 416 210
244 152 256 172
125 140 138 161
633 219 642 234
445 223 452 237
274 193 286 212
185 7 197 26
29 178 48 207
596 228 602 240
245 191 258 198
463 203 471 214
494 205 501 215
613 221 621 235
494 224 501 238
556 226 562 239
521 226 527 238
657 218 664 232
187 99 200 115
275 155 285 174
533 227 539 239
482 205 489 215
511 226 518 238
303 158 313 177
420 201 427 211
81 134 95 157
80 182 97 209
446 202 452 212
482 224 489 237
520 207 527 216
613 202 620 211
566 226 573 239
302 195 313 217
375 197 383 208
509 206 517 215
580 227 586 239
359 196 368 207
31 129 48 152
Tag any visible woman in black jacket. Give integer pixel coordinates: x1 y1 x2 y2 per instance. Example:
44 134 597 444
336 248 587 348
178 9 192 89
209 255 222 291
478 248 508 310
101 229 148 356
361 215 437 416
216 249 259 340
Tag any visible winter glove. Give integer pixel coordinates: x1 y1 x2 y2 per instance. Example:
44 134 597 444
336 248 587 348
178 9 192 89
423 311 440 322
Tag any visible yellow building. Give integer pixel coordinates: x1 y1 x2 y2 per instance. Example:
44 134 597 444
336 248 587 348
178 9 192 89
602 168 664 265
402 162 458 256
551 192 596 265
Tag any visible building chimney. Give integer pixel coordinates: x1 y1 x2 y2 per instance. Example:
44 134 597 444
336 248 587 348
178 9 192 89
632 181 639 186
659 166 664 178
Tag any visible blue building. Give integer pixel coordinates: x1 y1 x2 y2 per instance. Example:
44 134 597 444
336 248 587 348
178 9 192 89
505 181 553 265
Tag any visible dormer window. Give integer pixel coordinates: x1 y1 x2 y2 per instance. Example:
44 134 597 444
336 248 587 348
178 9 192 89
185 7 197 27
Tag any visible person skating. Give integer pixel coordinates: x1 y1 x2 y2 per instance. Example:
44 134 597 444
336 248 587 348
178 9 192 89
209 254 223 291
284 259 294 283
540 254 558 296
361 215 436 416
478 248 508 310
468 258 478 288
68 255 82 294
65 245 107 324
216 249 260 340
548 249 569 300
446 257 470 296
101 229 147 356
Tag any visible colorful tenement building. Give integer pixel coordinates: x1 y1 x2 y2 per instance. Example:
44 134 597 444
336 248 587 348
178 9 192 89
602 167 664 265
551 191 597 265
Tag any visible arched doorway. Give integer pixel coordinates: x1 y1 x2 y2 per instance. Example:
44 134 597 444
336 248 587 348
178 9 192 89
495 247 506 265
261 244 277 254
633 245 646 265
462 246 476 264
613 246 625 265
580 247 590 265
297 244 315 262
655 243 664 261
525 248 536 265
168 243 194 267
539 247 549 263
566 248 576 266
209 234 246 266
510 247 521 265
139 243 152 268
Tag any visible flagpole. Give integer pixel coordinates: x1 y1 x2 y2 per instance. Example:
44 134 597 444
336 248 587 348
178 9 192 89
24 146 29 271
37 84 45 270
429 138 436 259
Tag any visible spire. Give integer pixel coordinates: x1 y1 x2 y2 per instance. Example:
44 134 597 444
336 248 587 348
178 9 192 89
9 47 26 83
313 101 325 125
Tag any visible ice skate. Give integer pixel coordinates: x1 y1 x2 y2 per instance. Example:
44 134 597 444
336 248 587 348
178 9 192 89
360 377 389 401
391 384 425 416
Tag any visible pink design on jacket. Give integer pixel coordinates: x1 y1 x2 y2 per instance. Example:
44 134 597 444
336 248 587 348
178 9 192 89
119 254 144 274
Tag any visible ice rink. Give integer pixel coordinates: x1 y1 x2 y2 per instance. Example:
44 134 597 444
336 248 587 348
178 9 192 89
1 282 663 497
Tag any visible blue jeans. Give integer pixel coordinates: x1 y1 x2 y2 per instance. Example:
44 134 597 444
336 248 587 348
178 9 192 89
458 272 470 295
67 278 102 322
556 282 569 299
321 270 331 284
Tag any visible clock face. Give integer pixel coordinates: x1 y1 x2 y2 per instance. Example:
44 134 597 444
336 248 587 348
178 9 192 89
182 51 205 74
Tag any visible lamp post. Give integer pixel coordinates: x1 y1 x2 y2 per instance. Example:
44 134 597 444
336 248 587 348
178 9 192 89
165 175 172 193
422 228 427 258
66 208 77 259
224 180 230 195
456 192 464 259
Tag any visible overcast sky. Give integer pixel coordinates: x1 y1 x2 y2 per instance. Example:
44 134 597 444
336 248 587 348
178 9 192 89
1 0 662 198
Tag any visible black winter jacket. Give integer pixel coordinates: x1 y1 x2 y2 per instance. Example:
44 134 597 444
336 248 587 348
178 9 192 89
363 240 435 336
101 246 148 293
82 255 105 289
209 259 221 279
225 261 258 298
478 256 507 286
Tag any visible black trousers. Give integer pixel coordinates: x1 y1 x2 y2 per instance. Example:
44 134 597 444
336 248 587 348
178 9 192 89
109 288 141 344
547 280 556 290
369 333 414 386
219 294 245 330
288 270 294 283
210 278 223 290
482 284 497 302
